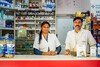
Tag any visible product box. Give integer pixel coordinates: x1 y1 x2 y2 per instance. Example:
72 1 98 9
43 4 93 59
90 46 96 57
97 43 100 57
77 45 86 57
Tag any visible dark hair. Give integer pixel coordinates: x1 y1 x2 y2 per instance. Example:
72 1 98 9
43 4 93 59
39 21 51 44
73 17 83 22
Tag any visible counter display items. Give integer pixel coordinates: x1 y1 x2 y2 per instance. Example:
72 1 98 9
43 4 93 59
0 37 15 58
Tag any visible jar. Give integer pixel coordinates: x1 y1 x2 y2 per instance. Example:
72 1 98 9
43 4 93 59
71 48 77 56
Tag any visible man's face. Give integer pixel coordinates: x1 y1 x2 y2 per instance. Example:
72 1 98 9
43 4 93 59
73 19 83 31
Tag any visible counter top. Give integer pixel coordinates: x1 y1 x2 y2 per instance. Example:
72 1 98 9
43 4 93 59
0 55 100 60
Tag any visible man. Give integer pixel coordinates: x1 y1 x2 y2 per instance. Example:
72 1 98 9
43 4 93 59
65 17 96 55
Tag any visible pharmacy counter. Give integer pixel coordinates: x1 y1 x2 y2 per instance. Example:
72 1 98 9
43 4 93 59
0 55 100 60
0 55 100 67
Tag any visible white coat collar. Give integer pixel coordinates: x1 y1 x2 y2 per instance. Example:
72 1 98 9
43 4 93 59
74 28 84 34
42 33 50 43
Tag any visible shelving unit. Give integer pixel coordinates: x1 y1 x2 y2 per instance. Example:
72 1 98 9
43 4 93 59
91 20 100 43
14 0 56 54
0 7 15 39
0 0 56 55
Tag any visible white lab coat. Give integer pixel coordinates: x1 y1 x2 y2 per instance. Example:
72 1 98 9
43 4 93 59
65 29 96 51
33 33 61 52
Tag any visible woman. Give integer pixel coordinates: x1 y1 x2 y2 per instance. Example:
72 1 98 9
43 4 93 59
33 21 61 55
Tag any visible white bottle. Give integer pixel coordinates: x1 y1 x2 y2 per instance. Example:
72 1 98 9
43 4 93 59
90 46 96 57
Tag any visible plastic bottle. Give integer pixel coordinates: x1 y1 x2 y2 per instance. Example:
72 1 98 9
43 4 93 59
97 43 100 57
0 38 5 57
5 38 15 58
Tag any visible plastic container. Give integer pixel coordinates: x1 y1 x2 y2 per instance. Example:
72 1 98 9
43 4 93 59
0 38 6 57
97 43 100 57
4 38 15 58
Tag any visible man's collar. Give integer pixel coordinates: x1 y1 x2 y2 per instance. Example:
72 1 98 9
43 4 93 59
74 28 84 33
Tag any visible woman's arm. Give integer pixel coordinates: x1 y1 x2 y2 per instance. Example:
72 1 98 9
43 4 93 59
33 48 43 55
56 45 61 54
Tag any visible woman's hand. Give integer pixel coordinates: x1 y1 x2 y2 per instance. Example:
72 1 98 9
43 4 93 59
42 52 51 55
65 49 71 55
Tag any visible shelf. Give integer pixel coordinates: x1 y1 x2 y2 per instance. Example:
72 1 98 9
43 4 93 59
0 28 14 30
15 22 36 24
51 29 56 30
36 14 54 16
16 8 40 11
16 19 35 21
15 19 55 21
16 14 54 16
35 19 55 21
35 28 55 31
16 14 35 16
15 28 35 30
16 8 55 12
35 29 40 30
15 28 55 31
5 19 14 21
0 6 17 11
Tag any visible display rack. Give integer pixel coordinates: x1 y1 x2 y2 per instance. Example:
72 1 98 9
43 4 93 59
0 7 15 39
91 20 100 43
14 0 56 54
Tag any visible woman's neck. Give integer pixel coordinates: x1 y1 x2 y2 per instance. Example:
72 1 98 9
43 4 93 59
42 33 48 38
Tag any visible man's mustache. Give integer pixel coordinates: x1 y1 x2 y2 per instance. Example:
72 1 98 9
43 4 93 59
75 25 80 27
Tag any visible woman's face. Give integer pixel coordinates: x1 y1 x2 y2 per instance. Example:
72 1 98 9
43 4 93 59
41 24 50 34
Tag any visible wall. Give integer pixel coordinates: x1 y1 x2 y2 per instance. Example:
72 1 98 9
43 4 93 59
57 0 91 14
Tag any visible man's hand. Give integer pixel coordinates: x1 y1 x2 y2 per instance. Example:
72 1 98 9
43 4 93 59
49 51 57 56
42 52 51 55
65 49 71 55
42 51 57 55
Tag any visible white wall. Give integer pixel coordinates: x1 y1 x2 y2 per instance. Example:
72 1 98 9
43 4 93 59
57 0 91 14
81 0 91 11
57 17 73 54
